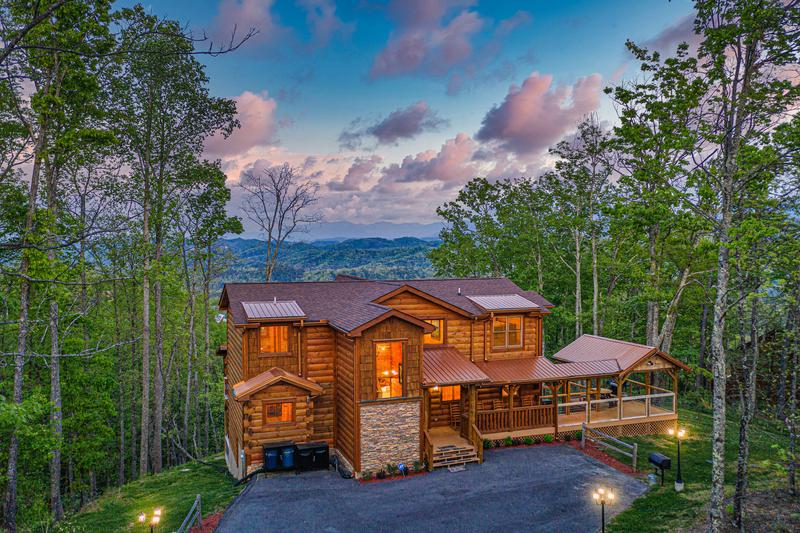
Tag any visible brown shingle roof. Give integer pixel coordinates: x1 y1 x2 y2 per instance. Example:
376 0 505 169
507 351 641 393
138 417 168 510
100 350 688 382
231 367 323 401
423 346 490 386
552 335 690 373
221 277 553 333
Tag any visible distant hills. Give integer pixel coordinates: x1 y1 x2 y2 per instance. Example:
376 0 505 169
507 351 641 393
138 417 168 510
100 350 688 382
216 236 439 285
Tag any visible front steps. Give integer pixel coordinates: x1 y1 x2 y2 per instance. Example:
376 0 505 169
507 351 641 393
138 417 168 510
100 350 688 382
431 443 479 469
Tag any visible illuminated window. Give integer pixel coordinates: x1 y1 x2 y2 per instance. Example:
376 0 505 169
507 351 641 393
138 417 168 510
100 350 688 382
259 325 288 354
493 316 523 349
376 341 403 399
264 401 293 423
424 319 445 344
440 385 461 402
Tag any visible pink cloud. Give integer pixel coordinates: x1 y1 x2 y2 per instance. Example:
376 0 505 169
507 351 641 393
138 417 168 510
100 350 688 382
643 13 701 55
328 155 383 191
377 133 479 187
339 101 448 149
205 91 278 157
298 0 353 48
369 1 484 79
212 0 288 46
476 72 603 154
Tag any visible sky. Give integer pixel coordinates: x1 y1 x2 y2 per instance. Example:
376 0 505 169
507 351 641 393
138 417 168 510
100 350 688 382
132 0 698 239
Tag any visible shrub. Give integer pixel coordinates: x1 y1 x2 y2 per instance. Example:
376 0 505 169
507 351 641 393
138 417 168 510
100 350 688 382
523 436 534 446
412 460 423 473
361 471 373 481
483 439 494 449
386 463 398 475
575 430 582 441
543 434 554 443
563 433 573 442
504 436 514 447
376 469 387 479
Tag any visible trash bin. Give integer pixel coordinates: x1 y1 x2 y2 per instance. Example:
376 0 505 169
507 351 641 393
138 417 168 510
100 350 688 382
265 448 280 471
263 441 294 472
280 446 295 469
296 443 315 471
312 442 329 469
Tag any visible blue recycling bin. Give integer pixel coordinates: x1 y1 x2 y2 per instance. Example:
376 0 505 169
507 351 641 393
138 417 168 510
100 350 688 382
280 446 295 469
265 448 279 471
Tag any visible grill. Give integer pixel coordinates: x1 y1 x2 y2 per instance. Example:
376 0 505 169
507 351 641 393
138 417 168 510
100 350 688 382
648 452 671 485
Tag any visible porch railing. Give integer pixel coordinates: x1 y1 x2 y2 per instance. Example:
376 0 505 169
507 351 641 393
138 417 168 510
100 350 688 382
476 405 553 433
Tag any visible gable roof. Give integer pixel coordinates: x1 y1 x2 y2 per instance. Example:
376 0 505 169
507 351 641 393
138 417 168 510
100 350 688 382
231 367 323 401
220 277 553 333
552 335 690 373
475 357 620 384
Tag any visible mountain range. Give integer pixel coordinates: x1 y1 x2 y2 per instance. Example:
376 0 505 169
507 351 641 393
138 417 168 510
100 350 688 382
216 236 439 285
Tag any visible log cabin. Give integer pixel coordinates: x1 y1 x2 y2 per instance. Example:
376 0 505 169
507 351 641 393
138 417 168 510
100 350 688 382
218 275 689 478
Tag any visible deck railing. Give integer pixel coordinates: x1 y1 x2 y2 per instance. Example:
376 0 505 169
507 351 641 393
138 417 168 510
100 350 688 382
476 405 553 433
470 423 484 463
422 429 434 471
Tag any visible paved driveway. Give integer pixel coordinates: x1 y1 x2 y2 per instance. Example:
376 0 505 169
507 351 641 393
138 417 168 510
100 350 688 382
217 445 647 533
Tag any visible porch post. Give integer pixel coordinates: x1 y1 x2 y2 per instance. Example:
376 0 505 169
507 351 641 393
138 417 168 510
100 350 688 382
469 385 477 431
553 381 560 439
645 370 651 417
587 378 592 424
507 385 513 432
617 375 624 420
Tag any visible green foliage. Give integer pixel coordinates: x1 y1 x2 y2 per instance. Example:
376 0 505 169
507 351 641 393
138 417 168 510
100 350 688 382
483 439 493 449
503 436 514 447
542 434 554 444
523 436 534 446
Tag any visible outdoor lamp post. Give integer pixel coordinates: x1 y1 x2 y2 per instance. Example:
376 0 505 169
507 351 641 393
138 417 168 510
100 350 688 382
668 427 686 491
137 508 163 533
150 514 160 533
592 487 615 533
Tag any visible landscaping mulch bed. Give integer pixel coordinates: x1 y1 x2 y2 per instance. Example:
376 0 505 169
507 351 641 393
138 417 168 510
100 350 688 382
189 511 223 533
569 440 644 477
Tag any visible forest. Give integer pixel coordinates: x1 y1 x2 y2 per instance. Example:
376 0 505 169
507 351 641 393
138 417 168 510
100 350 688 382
0 1 798 532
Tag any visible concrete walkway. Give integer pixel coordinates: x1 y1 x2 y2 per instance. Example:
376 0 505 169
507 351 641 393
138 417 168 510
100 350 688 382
217 444 647 533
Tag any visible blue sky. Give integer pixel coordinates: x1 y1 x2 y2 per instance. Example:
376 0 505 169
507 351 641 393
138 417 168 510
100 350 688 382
132 0 696 238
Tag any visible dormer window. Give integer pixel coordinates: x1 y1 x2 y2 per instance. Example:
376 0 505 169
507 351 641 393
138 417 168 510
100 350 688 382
493 316 523 349
259 325 289 354
423 319 445 344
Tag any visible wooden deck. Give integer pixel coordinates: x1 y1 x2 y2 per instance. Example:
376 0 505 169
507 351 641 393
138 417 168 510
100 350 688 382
429 426 472 452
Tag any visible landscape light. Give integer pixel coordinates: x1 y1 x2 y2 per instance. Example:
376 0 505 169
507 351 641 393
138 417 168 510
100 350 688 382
592 486 614 533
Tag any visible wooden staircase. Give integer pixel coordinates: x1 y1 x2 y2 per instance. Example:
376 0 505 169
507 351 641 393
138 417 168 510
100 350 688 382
431 442 479 469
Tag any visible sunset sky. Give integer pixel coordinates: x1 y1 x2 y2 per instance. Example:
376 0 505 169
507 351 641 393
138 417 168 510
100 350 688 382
134 0 697 239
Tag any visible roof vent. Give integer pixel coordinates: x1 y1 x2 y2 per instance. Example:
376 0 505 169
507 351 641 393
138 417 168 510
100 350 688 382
273 296 277 303
457 287 462 296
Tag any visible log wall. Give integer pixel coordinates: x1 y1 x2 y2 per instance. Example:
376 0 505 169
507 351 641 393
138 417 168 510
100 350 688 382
334 331 357 468
242 384 312 467
356 317 423 401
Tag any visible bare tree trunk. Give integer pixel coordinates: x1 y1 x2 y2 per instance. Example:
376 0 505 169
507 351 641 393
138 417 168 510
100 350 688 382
591 233 599 336
697 276 712 390
152 237 164 473
140 178 151 477
112 281 125 486
709 213 733 533
4 127 45 533
656 264 692 353
787 303 799 495
203 245 212 455
733 296 759 531
646 225 659 346
182 236 197 452
127 279 138 479
574 231 582 338
49 301 64 520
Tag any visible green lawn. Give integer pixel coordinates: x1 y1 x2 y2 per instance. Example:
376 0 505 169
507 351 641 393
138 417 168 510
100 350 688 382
608 406 789 532
55 454 242 532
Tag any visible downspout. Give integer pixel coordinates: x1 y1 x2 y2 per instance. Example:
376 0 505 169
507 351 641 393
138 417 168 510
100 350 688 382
297 319 304 376
470 318 475 362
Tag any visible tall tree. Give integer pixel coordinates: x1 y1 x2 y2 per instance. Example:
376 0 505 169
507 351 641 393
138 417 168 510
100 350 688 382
240 163 322 282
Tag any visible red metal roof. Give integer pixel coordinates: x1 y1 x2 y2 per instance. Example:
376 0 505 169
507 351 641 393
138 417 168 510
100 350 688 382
475 357 620 384
552 334 690 373
552 334 654 369
231 367 323 401
423 346 490 386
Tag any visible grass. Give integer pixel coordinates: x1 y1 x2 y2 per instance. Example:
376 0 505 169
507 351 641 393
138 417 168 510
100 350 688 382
55 454 243 532
606 405 790 532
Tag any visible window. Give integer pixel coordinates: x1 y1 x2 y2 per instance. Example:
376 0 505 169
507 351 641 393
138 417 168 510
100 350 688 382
259 325 288 354
264 401 293 423
440 385 460 402
493 316 523 349
423 319 445 344
375 341 403 399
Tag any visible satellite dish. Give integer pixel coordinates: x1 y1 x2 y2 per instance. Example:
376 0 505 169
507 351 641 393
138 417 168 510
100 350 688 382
215 313 226 323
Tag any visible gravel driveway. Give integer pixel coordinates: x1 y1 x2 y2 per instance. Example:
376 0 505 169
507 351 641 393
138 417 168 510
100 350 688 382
217 444 647 533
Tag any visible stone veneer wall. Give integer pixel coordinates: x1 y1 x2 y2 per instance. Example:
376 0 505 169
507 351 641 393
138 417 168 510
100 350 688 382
359 398 421 472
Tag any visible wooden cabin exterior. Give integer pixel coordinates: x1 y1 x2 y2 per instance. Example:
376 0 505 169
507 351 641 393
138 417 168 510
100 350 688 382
219 276 689 478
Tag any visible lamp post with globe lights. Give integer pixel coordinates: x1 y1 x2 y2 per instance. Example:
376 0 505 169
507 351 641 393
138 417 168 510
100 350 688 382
668 427 686 491
592 486 615 533
137 508 163 532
